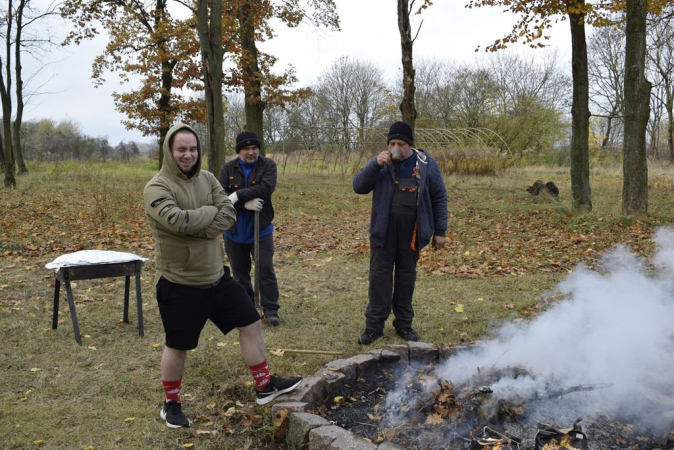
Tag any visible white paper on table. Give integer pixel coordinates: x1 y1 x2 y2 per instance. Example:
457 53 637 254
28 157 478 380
45 250 148 271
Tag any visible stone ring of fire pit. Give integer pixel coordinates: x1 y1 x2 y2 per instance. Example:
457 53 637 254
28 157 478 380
271 341 458 450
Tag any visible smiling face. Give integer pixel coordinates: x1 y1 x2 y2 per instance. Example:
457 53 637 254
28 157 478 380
238 144 259 164
171 130 199 174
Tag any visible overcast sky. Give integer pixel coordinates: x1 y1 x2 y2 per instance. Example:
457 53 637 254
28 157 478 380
23 0 572 145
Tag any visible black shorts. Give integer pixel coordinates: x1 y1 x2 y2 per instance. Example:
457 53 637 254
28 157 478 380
156 268 260 350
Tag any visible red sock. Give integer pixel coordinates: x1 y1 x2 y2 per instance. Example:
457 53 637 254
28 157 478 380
249 360 271 391
162 379 182 403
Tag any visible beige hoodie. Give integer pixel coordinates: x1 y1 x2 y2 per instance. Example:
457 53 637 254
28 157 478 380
143 123 236 286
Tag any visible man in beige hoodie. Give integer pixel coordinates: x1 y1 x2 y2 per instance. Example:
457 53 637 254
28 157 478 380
144 123 301 428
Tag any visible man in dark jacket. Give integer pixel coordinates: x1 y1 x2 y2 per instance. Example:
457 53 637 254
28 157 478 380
353 121 448 345
144 124 301 429
218 131 281 325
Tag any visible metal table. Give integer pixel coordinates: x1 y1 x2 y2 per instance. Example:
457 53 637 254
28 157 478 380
52 260 144 345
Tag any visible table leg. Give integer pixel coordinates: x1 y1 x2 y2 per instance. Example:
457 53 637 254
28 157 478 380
52 277 60 329
123 276 130 323
135 262 144 337
63 275 82 346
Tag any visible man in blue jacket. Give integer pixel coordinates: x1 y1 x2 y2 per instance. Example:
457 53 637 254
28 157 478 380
218 131 281 325
353 121 448 345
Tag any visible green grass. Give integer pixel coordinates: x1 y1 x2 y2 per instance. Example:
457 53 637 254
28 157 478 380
1 160 674 449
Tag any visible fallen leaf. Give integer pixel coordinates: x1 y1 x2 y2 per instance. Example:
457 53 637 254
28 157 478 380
333 396 345 404
30 368 41 372
152 343 161 348
33 441 43 446
477 297 484 301
269 349 285 356
425 413 445 424
273 409 288 427
240 412 255 427
182 444 194 449
454 304 464 313
124 417 135 422
216 342 226 347
206 402 216 409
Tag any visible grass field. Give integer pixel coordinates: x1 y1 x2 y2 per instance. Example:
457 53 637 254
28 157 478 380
1 160 674 449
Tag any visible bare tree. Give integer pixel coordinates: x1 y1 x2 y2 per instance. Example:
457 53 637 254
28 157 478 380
647 11 674 161
588 26 625 148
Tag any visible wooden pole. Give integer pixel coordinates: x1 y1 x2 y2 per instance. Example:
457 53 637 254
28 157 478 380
272 349 343 356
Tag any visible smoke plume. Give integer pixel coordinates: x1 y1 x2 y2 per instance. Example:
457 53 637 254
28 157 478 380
389 227 674 433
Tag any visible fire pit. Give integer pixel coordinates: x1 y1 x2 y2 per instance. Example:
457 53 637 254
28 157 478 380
277 342 673 449
278 230 674 449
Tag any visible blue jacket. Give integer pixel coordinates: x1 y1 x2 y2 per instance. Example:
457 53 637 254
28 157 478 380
353 149 448 250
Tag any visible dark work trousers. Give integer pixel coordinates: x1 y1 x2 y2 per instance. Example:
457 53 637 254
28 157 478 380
225 233 279 313
366 212 419 334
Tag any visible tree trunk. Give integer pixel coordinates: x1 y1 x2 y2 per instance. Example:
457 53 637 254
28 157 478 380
666 83 674 162
155 0 174 169
569 8 592 212
622 0 651 214
601 116 613 148
196 0 226 173
1 0 15 187
239 2 265 155
157 59 176 169
397 0 417 130
12 0 27 174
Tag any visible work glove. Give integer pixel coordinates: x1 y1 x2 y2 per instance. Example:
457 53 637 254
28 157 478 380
244 198 264 212
228 192 239 205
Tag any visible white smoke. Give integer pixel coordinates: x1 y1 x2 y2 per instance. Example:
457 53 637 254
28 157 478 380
398 228 674 433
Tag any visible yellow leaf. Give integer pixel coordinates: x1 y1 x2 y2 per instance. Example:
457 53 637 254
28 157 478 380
464 251 470 256
216 342 226 347
454 304 464 313
269 349 285 356
20 397 28 401
30 368 41 372
376 435 384 443
25 390 32 396
87 346 97 351
124 417 134 422
333 396 345 404
82 446 95 450
235 401 244 407
33 441 43 446
244 381 255 387
152 343 161 348
233 342 240 347
182 444 194 449
206 402 216 409
477 297 484 301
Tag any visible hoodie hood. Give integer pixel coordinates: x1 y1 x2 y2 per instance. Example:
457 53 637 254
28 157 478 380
162 123 202 179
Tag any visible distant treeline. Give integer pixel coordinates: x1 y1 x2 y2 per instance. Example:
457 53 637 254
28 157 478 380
17 119 153 161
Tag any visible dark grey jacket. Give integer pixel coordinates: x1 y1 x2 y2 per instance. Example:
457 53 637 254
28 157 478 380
353 149 447 250
217 155 276 230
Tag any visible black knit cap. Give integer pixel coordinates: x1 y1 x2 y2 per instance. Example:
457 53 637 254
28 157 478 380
387 121 414 146
235 131 261 153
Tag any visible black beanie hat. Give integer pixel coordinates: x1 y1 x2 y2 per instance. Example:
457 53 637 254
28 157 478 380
235 131 261 153
387 121 414 146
